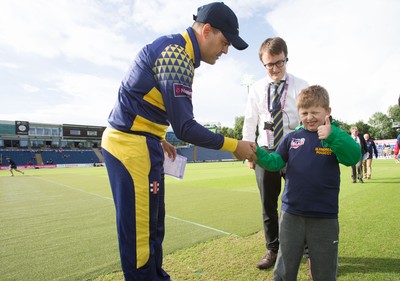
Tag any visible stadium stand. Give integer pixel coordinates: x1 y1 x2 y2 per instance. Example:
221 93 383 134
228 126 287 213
195 146 234 162
0 120 237 166
1 146 235 168
40 150 99 165
176 145 235 162
176 146 194 162
0 149 100 166
0 149 36 166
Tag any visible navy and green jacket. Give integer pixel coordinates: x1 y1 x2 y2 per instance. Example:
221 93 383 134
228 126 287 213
256 124 361 218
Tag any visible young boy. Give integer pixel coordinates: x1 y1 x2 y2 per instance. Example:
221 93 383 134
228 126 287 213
255 85 361 281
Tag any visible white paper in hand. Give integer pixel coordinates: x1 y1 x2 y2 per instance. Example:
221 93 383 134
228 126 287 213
163 154 187 179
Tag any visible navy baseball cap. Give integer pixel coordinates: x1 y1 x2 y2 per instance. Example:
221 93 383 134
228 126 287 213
193 2 248 50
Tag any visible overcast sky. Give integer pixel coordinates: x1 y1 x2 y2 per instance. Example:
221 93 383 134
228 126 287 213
1 0 399 128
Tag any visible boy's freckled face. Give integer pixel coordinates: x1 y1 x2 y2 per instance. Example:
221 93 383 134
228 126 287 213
299 105 330 132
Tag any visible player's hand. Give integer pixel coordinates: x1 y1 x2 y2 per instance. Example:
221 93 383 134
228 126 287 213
161 140 177 161
317 115 332 140
234 140 257 162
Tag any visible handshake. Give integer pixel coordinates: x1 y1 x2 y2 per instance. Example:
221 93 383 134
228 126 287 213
233 140 257 162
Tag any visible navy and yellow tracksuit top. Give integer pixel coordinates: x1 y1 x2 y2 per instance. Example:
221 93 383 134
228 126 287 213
107 27 238 152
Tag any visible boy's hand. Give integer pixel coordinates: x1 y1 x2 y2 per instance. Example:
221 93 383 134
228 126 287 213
246 160 255 170
317 115 332 140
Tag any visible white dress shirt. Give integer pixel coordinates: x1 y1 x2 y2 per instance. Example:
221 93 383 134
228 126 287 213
242 73 308 148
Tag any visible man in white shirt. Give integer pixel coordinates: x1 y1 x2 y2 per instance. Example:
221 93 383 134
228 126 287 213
242 37 308 270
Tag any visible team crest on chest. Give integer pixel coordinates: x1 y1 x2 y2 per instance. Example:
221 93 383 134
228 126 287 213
290 138 305 149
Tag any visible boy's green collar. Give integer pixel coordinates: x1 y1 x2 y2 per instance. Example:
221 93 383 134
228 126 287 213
295 122 338 132
295 125 304 131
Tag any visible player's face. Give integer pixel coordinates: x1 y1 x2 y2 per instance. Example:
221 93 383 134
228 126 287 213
202 28 230 65
299 105 330 132
261 51 287 82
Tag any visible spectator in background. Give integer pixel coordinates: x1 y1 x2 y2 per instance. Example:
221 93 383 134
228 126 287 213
397 128 400 145
350 127 367 183
394 142 399 163
362 133 378 179
394 128 400 163
6 157 24 176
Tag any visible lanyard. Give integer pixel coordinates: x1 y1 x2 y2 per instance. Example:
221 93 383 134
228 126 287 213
266 76 289 113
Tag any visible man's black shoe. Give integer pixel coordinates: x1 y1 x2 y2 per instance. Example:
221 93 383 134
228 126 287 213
256 250 277 270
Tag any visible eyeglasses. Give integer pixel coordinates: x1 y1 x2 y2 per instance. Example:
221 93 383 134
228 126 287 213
263 58 288 69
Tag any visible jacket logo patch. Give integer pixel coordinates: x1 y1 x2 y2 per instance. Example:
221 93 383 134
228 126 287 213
173 83 192 99
315 147 333 155
290 138 305 149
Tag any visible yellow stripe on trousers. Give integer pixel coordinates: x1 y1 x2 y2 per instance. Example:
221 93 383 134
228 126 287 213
102 127 150 268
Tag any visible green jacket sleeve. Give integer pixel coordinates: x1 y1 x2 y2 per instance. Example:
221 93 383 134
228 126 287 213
255 147 286 171
325 125 362 166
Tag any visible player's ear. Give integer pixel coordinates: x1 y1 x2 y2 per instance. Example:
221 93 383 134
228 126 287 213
202 23 213 39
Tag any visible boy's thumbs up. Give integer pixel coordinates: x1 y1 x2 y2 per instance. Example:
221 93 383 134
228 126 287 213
318 115 332 140
325 115 331 125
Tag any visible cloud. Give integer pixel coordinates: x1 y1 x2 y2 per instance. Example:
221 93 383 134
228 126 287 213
46 72 120 125
0 0 138 69
0 1 78 58
0 61 20 69
131 1 199 34
0 73 119 126
263 0 400 123
129 0 275 34
0 0 399 132
61 25 136 70
21 84 40 93
193 57 250 127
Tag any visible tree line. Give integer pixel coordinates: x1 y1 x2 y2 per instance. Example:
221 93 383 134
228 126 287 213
219 104 400 141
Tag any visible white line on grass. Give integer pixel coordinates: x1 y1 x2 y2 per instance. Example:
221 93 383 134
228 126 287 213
36 177 238 237
167 215 239 237
36 177 113 201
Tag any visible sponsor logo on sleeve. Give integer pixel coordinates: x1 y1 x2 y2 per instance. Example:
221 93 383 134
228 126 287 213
173 83 192 99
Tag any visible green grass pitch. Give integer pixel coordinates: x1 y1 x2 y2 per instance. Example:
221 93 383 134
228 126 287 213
1 160 399 280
